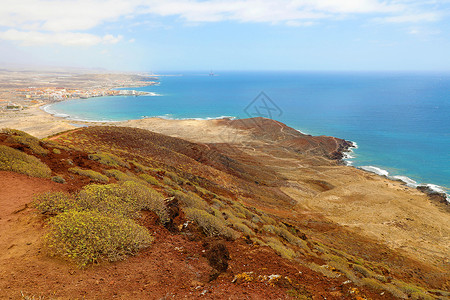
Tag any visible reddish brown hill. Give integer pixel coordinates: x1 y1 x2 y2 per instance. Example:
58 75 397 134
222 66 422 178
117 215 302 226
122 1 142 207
0 122 448 299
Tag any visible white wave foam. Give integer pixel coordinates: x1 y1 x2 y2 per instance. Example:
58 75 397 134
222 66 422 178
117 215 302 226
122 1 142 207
359 166 390 177
424 184 448 194
391 175 418 188
152 115 236 121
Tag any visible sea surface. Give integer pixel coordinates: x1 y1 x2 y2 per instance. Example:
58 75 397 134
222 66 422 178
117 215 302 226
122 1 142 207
46 71 450 196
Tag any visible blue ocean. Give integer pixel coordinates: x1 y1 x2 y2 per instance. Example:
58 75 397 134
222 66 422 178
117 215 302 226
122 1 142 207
46 72 450 195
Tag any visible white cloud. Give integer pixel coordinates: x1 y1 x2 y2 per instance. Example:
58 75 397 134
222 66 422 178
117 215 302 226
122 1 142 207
0 0 445 46
375 12 441 23
0 29 123 46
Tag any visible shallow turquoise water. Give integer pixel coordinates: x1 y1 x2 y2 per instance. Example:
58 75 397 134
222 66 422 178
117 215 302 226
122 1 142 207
47 71 450 192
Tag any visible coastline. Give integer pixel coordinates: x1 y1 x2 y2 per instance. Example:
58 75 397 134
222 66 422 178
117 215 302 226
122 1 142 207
2 100 449 204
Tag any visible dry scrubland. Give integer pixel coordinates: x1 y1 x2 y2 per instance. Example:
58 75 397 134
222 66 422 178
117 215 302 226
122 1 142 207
0 120 448 299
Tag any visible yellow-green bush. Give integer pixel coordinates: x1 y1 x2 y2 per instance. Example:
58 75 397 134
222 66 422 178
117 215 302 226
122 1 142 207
233 222 255 236
174 191 209 210
44 210 153 266
88 152 130 168
130 161 150 172
34 192 77 214
0 145 51 178
184 207 238 240
2 129 49 156
138 173 160 185
104 169 138 182
77 182 168 222
263 224 307 248
68 167 109 182
162 176 177 187
52 148 61 154
166 171 184 185
265 237 297 260
119 181 169 223
233 202 256 219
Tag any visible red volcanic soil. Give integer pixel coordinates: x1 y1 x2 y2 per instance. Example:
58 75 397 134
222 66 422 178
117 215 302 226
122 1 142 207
0 124 447 299
0 171 384 299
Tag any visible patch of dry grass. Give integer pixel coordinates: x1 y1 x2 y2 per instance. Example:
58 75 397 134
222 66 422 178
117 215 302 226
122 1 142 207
68 167 109 182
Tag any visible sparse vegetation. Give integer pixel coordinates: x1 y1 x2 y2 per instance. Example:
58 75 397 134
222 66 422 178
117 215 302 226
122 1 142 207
0 145 51 178
138 173 160 185
88 152 130 168
51 175 65 184
68 167 109 182
265 237 297 260
184 207 239 240
2 128 49 156
104 169 139 182
174 190 209 210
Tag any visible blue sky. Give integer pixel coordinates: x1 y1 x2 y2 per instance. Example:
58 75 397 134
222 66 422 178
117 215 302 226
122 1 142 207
0 0 449 72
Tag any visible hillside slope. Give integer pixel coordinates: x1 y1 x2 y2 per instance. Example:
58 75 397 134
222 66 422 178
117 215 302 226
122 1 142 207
0 120 448 299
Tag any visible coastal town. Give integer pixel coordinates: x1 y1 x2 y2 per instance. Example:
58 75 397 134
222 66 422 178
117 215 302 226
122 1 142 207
0 69 158 110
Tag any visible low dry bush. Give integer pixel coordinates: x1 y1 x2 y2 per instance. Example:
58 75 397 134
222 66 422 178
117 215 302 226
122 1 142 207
51 175 66 184
130 161 150 172
174 190 209 210
88 152 130 168
76 182 168 222
2 129 49 156
139 173 160 185
265 237 297 260
0 145 51 178
307 262 340 278
184 208 238 240
44 210 153 266
162 176 177 187
34 192 77 214
166 171 184 185
104 169 139 182
263 224 307 248
68 167 109 182
233 222 255 236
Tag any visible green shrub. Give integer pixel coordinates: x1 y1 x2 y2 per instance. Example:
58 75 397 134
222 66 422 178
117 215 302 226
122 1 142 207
232 203 256 219
104 169 138 182
2 129 49 156
184 208 238 239
353 264 371 277
68 167 109 182
44 210 153 266
382 284 408 299
77 182 168 222
139 173 160 185
307 262 340 278
52 148 61 154
174 191 209 210
88 152 130 168
233 222 255 236
265 237 297 260
166 171 184 185
51 175 66 184
130 161 150 172
119 181 169 223
361 277 385 291
0 145 51 178
162 176 177 187
34 192 77 214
